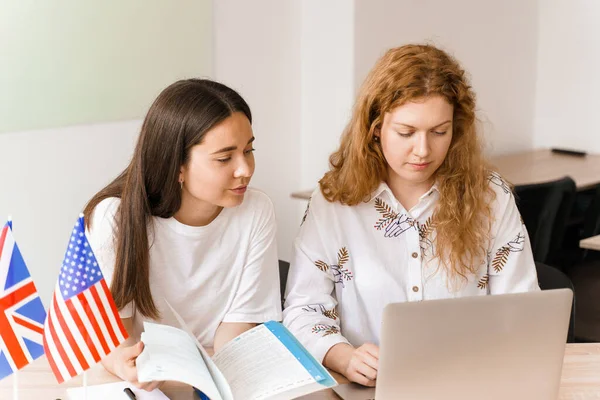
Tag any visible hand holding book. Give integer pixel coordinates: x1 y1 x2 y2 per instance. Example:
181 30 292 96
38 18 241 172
135 301 336 400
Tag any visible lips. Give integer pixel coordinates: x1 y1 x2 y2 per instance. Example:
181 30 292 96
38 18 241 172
231 185 248 194
408 162 432 171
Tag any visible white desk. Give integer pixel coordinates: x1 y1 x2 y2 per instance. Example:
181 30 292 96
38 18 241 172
2 343 600 399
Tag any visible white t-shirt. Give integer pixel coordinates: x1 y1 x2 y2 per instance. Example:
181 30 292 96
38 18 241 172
283 173 540 362
87 188 282 347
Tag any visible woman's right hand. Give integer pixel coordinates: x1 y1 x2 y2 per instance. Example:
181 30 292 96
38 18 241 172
105 341 163 391
343 343 379 387
324 342 379 387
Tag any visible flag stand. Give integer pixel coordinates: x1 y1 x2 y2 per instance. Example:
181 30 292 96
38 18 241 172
10 216 17 400
83 370 88 400
13 370 18 400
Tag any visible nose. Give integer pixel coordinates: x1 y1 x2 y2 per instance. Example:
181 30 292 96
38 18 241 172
233 157 253 179
413 132 430 159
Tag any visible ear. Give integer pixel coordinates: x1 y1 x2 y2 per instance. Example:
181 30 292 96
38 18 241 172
373 126 381 140
179 165 185 183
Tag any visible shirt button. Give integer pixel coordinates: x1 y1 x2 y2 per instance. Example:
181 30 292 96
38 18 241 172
412 286 419 292
411 252 419 259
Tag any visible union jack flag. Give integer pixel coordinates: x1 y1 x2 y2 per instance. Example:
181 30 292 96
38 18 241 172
43 215 128 383
0 221 47 381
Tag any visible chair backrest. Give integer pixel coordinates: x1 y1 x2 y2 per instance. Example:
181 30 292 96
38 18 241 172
535 261 575 342
278 260 290 306
583 185 600 238
514 176 576 266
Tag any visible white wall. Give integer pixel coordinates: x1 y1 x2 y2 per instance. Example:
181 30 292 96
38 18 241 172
300 1 355 188
0 0 212 133
213 0 304 262
354 0 539 155
533 0 600 153
213 1 356 262
0 121 140 303
213 0 542 262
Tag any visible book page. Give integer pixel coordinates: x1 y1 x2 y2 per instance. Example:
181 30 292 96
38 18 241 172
136 322 223 400
212 324 319 400
162 300 234 400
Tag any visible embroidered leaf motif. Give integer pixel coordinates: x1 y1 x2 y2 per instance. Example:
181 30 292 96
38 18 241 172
338 247 349 266
314 260 329 272
477 274 489 290
492 246 510 273
321 307 339 320
375 217 394 230
333 267 353 283
315 247 353 287
492 232 525 273
418 217 434 240
332 247 353 286
374 197 398 219
374 197 401 231
417 217 435 256
312 324 339 336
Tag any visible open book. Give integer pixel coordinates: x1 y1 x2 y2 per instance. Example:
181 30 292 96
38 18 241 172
135 303 337 400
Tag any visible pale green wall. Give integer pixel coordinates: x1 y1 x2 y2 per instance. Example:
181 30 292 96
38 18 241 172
0 0 213 133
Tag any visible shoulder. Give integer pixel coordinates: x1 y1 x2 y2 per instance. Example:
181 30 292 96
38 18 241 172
232 188 277 230
307 186 346 211
301 186 356 228
485 171 521 222
242 187 274 208
92 197 121 219
87 197 121 238
239 188 275 215
487 171 513 202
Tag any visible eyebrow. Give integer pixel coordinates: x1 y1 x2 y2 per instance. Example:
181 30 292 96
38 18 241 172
210 136 255 154
392 120 452 129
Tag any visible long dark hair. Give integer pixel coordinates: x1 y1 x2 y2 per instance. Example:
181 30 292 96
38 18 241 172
84 79 252 319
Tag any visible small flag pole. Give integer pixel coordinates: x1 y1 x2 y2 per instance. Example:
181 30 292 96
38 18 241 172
8 218 17 400
83 370 88 400
9 215 16 400
13 370 18 400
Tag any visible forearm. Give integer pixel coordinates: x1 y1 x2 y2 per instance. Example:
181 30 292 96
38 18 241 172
323 342 354 375
213 322 256 353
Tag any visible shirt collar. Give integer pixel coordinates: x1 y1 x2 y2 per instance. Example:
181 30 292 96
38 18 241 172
370 181 440 203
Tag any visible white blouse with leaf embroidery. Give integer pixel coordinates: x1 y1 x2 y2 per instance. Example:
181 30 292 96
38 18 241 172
282 173 540 362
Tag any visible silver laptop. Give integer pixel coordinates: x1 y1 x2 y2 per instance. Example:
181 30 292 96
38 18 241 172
333 289 572 400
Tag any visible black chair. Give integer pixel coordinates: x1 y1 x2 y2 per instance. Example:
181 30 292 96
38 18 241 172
514 177 577 268
581 185 600 261
535 261 576 343
278 260 290 307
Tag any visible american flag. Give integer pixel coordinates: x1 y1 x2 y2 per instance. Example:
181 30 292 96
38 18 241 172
0 221 47 381
43 215 128 383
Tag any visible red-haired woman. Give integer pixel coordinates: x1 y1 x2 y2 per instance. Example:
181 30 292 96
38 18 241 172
283 44 538 386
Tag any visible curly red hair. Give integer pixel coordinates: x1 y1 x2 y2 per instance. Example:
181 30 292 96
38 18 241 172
320 44 495 281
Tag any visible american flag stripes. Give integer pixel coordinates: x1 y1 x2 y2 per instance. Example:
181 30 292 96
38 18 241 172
43 215 128 383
